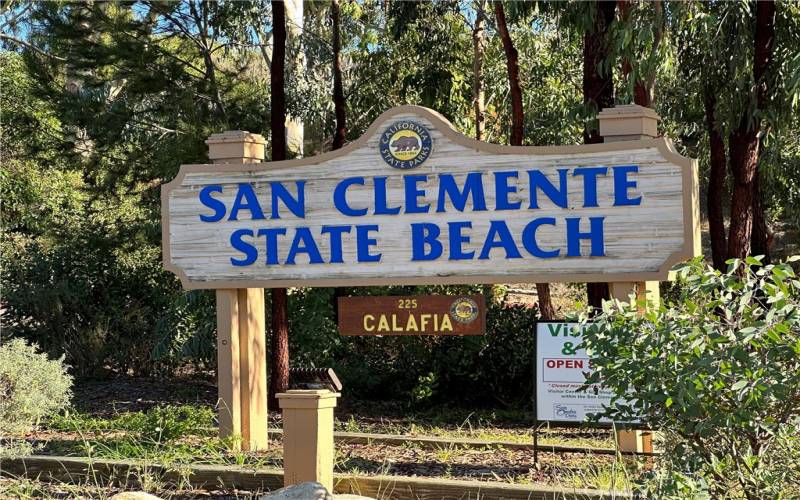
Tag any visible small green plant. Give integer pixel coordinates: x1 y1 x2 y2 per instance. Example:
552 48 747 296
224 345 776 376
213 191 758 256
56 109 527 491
411 372 438 404
578 256 800 498
0 338 72 457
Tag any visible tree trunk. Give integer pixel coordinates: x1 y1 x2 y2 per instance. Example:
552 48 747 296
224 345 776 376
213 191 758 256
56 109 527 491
750 166 772 262
583 1 616 307
536 283 556 319
331 0 347 319
583 1 616 145
284 0 304 158
617 0 661 107
331 0 346 149
727 126 759 261
703 88 728 271
494 1 555 318
726 0 775 262
472 0 487 141
269 288 290 409
494 1 523 146
269 0 289 408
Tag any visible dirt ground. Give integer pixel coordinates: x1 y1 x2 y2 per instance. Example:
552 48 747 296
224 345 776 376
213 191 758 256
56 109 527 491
14 376 638 492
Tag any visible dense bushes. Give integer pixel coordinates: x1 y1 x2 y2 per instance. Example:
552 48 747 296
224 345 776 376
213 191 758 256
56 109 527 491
288 286 541 407
0 339 73 457
2 202 180 376
579 257 800 498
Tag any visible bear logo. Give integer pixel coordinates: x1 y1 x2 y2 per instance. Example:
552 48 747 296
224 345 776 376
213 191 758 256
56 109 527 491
379 120 433 169
390 135 420 152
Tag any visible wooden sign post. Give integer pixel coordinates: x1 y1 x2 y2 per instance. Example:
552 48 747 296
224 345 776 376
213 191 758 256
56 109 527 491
598 105 676 453
205 132 268 451
162 104 700 458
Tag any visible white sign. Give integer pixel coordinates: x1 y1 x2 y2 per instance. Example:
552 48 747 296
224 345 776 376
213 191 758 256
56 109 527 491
162 106 700 289
536 321 637 425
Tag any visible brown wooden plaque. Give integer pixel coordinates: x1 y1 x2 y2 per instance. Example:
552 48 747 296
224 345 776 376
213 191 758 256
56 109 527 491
338 295 486 336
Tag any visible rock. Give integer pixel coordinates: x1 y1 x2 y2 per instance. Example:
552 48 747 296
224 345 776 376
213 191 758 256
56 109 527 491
258 482 375 500
109 493 163 500
258 482 332 500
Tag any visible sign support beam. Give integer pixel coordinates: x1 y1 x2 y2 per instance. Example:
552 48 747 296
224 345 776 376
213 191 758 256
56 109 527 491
207 131 269 451
599 105 660 454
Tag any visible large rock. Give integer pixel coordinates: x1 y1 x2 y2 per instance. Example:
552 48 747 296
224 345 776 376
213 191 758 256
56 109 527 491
259 482 374 500
109 493 163 500
259 482 332 500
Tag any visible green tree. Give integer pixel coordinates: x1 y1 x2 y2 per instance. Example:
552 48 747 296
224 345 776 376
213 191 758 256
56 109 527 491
579 257 800 498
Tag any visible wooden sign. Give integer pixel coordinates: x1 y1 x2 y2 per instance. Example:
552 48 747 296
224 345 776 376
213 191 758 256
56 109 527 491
337 295 486 336
162 105 700 289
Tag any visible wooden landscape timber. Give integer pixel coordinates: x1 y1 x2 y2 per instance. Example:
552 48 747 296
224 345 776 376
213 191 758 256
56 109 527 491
268 428 660 456
0 455 632 500
161 105 700 289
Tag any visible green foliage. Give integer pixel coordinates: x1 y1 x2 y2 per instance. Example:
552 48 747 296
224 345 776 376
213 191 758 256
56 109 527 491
287 286 540 407
153 290 217 373
53 405 215 443
578 257 800 498
2 0 799 395
0 339 73 457
2 208 180 375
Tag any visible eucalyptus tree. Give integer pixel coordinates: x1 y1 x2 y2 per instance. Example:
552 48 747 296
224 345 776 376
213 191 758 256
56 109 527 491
563 0 618 307
674 0 800 267
471 0 487 141
331 0 346 149
493 1 555 319
269 0 290 406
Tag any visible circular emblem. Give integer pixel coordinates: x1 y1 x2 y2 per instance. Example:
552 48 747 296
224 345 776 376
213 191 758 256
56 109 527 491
379 120 433 169
450 297 479 324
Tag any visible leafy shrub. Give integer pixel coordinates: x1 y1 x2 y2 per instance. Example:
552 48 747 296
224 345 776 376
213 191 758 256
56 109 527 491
2 202 181 376
288 285 540 407
0 339 73 457
579 256 800 498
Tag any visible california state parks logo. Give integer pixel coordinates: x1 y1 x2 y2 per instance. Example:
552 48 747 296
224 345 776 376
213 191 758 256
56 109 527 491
379 120 433 169
450 297 479 324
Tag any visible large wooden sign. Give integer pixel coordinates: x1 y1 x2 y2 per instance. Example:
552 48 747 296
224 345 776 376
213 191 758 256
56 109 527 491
338 295 486 336
162 106 700 289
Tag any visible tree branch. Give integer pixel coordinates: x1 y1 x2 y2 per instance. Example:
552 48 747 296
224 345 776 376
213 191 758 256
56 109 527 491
0 33 67 61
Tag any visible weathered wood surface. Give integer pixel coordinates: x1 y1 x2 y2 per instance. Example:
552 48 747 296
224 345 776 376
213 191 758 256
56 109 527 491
338 295 486 336
268 429 658 456
1 455 631 500
162 105 700 289
335 473 629 500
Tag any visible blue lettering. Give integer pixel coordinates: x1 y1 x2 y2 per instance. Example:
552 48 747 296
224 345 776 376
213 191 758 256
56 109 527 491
528 169 569 209
199 185 226 222
411 223 442 260
572 167 607 208
230 229 257 266
286 227 324 264
321 225 351 263
334 177 368 216
356 225 381 262
522 218 560 258
374 176 401 215
494 171 521 210
566 217 605 256
448 221 474 260
229 183 265 221
436 173 487 212
404 175 430 214
613 165 642 206
479 221 522 259
257 228 287 265
270 181 306 219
